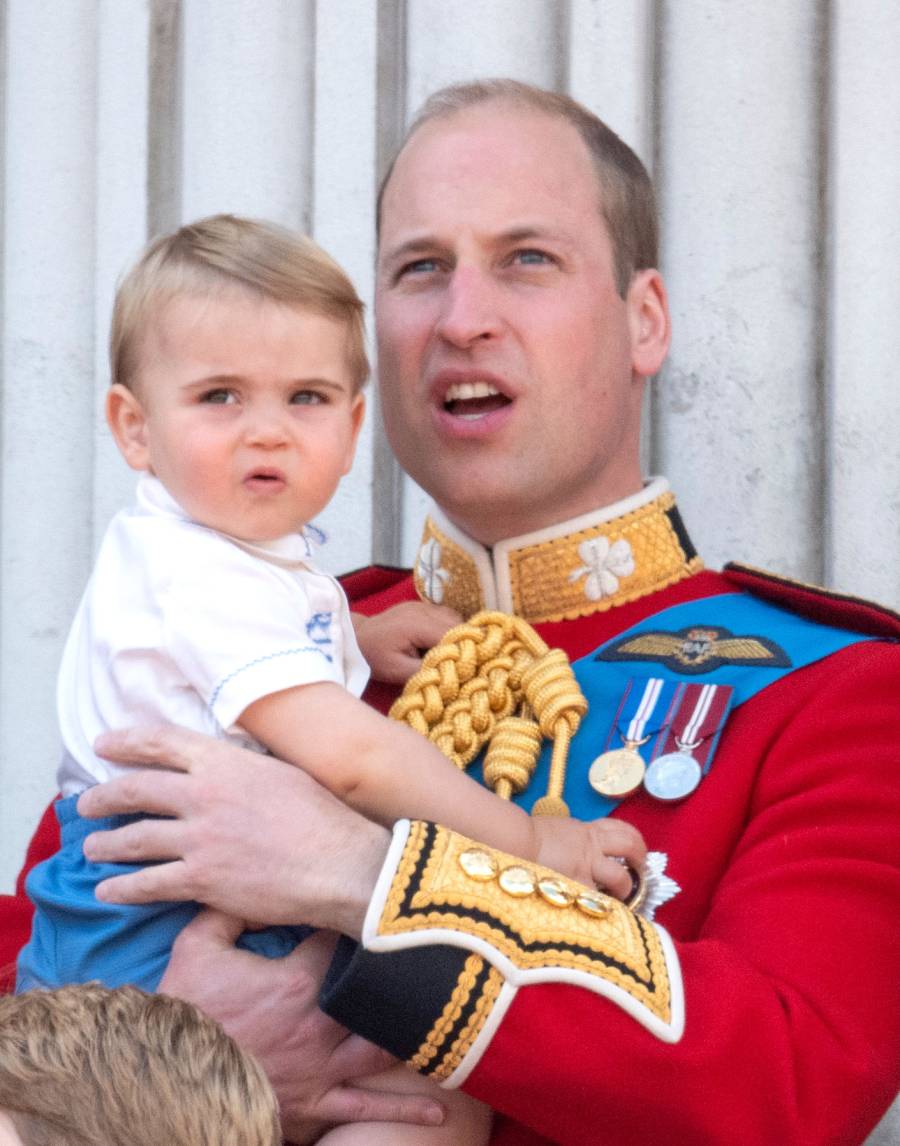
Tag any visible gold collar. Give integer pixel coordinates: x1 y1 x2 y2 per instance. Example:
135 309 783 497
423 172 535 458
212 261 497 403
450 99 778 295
412 478 703 623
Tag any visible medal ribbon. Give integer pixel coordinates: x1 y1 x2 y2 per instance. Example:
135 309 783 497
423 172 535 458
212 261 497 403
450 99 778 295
654 682 734 772
603 676 684 752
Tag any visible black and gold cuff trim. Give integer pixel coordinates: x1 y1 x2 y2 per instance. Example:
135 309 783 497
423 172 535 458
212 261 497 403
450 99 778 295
323 820 684 1080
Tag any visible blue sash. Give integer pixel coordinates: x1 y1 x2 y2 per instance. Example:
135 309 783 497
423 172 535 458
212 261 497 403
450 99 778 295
475 591 870 819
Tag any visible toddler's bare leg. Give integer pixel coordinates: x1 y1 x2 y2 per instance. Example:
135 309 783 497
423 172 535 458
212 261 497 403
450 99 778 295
316 1063 491 1145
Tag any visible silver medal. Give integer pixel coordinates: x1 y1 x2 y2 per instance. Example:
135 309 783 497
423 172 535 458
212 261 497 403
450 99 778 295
643 750 701 802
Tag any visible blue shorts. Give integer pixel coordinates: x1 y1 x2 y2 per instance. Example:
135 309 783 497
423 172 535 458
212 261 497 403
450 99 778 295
16 795 311 992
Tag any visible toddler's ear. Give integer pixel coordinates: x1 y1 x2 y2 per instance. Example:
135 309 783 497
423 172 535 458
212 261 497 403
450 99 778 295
341 392 366 475
106 384 151 471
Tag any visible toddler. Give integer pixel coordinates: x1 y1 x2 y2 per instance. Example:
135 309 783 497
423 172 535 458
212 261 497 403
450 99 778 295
17 215 644 1144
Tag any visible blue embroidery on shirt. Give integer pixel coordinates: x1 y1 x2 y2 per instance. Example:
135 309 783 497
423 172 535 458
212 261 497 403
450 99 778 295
302 523 327 549
209 645 333 711
306 612 333 646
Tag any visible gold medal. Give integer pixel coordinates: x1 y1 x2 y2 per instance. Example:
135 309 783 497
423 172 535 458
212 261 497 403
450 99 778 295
588 741 646 798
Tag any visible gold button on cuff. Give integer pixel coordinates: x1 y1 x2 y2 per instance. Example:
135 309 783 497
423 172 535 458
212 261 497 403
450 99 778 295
498 865 537 898
458 847 500 881
576 891 613 919
537 877 576 908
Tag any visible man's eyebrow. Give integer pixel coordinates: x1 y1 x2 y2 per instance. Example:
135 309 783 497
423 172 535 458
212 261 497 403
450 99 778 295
382 225 573 261
380 235 444 263
500 225 576 248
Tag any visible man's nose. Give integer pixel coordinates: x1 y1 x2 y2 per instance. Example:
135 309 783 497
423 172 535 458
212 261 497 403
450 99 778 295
434 265 502 347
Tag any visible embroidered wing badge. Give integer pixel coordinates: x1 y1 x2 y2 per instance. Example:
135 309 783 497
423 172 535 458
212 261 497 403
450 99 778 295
596 625 791 674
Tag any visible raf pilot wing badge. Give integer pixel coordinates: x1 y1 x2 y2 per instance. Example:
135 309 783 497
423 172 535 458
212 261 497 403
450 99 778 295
596 625 792 675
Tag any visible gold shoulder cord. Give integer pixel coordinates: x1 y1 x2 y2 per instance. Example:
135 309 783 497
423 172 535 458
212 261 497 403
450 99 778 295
389 611 587 817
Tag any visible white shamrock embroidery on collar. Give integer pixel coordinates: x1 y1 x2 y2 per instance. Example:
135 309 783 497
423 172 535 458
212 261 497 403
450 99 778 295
416 537 451 603
568 536 635 601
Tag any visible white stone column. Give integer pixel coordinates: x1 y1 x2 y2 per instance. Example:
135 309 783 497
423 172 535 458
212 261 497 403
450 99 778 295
1 0 99 883
656 1 823 579
180 0 314 226
311 0 379 575
825 4 900 604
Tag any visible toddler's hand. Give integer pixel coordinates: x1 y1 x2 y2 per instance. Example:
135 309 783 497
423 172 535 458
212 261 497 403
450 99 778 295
530 815 647 901
353 601 462 684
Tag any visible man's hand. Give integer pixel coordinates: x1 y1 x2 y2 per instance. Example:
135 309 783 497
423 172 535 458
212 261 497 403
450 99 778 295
159 912 445 1143
77 725 390 937
352 601 461 684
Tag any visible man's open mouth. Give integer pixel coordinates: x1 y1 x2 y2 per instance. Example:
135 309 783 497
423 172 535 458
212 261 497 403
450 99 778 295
443 381 511 420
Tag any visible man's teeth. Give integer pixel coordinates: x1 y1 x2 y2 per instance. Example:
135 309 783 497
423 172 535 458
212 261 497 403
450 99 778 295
445 381 500 402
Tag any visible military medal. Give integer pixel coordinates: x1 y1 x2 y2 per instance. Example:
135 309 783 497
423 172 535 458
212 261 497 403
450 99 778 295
589 741 647 798
644 741 703 801
644 682 734 803
590 677 680 799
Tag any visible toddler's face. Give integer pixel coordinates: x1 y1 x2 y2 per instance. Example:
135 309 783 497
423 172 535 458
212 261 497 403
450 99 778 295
109 291 364 541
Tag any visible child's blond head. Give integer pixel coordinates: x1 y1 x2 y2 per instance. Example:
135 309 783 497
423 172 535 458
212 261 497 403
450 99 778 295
111 213 369 394
0 984 280 1145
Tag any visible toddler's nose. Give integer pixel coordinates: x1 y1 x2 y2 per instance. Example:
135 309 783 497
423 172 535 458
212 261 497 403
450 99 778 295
244 406 289 447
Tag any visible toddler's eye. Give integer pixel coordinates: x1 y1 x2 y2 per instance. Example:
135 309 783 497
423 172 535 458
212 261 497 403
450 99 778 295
200 388 235 405
291 390 325 405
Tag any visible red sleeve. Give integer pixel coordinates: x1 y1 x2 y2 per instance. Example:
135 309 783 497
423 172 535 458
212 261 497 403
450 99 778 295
0 799 60 992
472 642 900 1144
322 641 900 1146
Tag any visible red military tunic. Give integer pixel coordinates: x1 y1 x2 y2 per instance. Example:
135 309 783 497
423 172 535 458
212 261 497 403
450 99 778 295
324 486 900 1146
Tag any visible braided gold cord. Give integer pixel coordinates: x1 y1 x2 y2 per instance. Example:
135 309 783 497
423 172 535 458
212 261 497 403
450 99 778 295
390 611 587 814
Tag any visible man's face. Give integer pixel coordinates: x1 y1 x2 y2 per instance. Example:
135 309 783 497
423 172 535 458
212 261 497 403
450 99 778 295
375 102 668 544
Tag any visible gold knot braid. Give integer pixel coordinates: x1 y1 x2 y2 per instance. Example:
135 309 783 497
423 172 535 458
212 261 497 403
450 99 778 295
390 611 587 815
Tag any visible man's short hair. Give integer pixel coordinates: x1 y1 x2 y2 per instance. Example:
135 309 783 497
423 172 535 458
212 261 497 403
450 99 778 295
378 78 657 297
0 984 280 1145
111 213 369 393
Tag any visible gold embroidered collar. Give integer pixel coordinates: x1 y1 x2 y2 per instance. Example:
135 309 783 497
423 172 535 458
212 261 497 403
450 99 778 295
412 478 703 623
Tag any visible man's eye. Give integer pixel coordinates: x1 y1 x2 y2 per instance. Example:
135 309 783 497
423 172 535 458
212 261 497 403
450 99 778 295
512 249 554 266
290 390 325 405
200 388 235 404
398 258 439 278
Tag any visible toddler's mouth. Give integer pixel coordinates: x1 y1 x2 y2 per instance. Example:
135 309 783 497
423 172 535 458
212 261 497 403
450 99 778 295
244 469 286 490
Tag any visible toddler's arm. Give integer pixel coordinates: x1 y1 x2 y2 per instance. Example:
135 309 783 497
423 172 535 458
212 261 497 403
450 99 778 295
240 684 644 900
352 602 461 684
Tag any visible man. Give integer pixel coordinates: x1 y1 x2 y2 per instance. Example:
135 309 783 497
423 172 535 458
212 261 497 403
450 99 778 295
5 81 899 1144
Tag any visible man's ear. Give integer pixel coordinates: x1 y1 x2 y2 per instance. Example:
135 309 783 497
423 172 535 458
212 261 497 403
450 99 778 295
627 269 671 379
106 384 151 471
341 392 366 475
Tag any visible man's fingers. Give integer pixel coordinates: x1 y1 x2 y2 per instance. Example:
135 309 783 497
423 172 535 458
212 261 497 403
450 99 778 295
93 724 209 771
78 767 193 820
83 815 184 864
169 907 248 950
328 1032 396 1082
284 927 340 978
307 1083 445 1130
94 860 190 905
404 604 463 650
